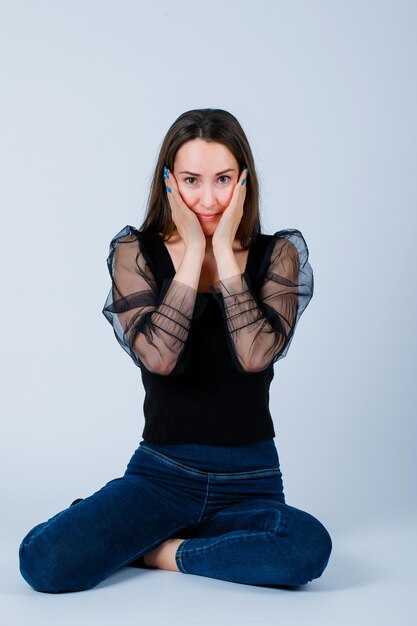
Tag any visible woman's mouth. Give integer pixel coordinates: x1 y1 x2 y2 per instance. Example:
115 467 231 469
197 213 219 222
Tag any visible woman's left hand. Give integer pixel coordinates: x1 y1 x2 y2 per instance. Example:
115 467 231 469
212 167 247 251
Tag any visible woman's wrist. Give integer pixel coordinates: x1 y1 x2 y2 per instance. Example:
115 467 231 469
213 246 241 281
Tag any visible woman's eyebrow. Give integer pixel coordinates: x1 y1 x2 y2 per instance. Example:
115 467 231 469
177 168 236 176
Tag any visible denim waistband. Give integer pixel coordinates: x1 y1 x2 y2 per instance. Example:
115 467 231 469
138 438 279 473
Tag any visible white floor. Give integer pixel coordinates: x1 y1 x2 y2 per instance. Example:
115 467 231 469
2 517 416 626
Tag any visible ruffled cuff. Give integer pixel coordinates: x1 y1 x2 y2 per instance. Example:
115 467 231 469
154 278 197 342
208 272 264 333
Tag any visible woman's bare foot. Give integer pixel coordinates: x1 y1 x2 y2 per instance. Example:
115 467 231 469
143 538 186 572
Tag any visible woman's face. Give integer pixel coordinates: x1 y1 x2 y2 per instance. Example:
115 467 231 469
173 138 240 233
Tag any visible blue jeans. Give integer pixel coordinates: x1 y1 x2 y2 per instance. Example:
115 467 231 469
19 438 332 593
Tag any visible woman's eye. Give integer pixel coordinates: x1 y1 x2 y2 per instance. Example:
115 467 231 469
184 175 230 185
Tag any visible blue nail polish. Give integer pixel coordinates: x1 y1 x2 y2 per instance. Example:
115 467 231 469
246 167 249 176
166 186 172 193
241 178 246 186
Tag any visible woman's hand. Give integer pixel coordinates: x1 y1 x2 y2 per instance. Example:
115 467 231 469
164 167 206 251
212 167 248 252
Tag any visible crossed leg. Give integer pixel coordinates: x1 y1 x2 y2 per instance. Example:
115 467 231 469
19 474 199 593
174 498 333 587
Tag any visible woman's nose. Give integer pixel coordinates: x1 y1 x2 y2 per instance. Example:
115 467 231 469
200 185 217 208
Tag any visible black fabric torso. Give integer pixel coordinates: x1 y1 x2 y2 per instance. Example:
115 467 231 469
135 230 277 445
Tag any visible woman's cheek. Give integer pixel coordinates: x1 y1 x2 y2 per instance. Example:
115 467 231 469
177 187 194 208
221 189 234 207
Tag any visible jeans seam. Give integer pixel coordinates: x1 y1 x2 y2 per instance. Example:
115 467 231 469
139 447 207 477
213 469 281 479
139 446 281 478
177 530 271 556
175 537 190 573
195 475 210 527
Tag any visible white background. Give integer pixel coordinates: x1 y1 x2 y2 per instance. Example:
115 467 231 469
1 1 416 624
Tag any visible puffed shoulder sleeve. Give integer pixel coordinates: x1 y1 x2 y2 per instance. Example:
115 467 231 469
209 229 314 373
102 225 197 375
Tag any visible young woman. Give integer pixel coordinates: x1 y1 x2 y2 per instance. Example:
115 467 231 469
19 108 332 593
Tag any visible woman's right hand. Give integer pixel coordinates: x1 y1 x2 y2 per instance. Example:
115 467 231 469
164 167 206 251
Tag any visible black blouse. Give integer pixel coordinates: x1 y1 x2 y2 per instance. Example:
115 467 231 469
102 225 314 444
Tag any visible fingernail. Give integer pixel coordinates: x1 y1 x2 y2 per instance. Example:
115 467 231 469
246 167 249 176
241 178 246 186
166 186 172 193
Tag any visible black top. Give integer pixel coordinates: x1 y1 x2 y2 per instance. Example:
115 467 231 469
102 225 314 445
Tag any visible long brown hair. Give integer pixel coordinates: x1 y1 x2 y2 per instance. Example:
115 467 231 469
138 108 261 249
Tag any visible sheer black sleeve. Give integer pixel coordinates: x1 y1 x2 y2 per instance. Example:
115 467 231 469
209 229 314 373
102 225 197 375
